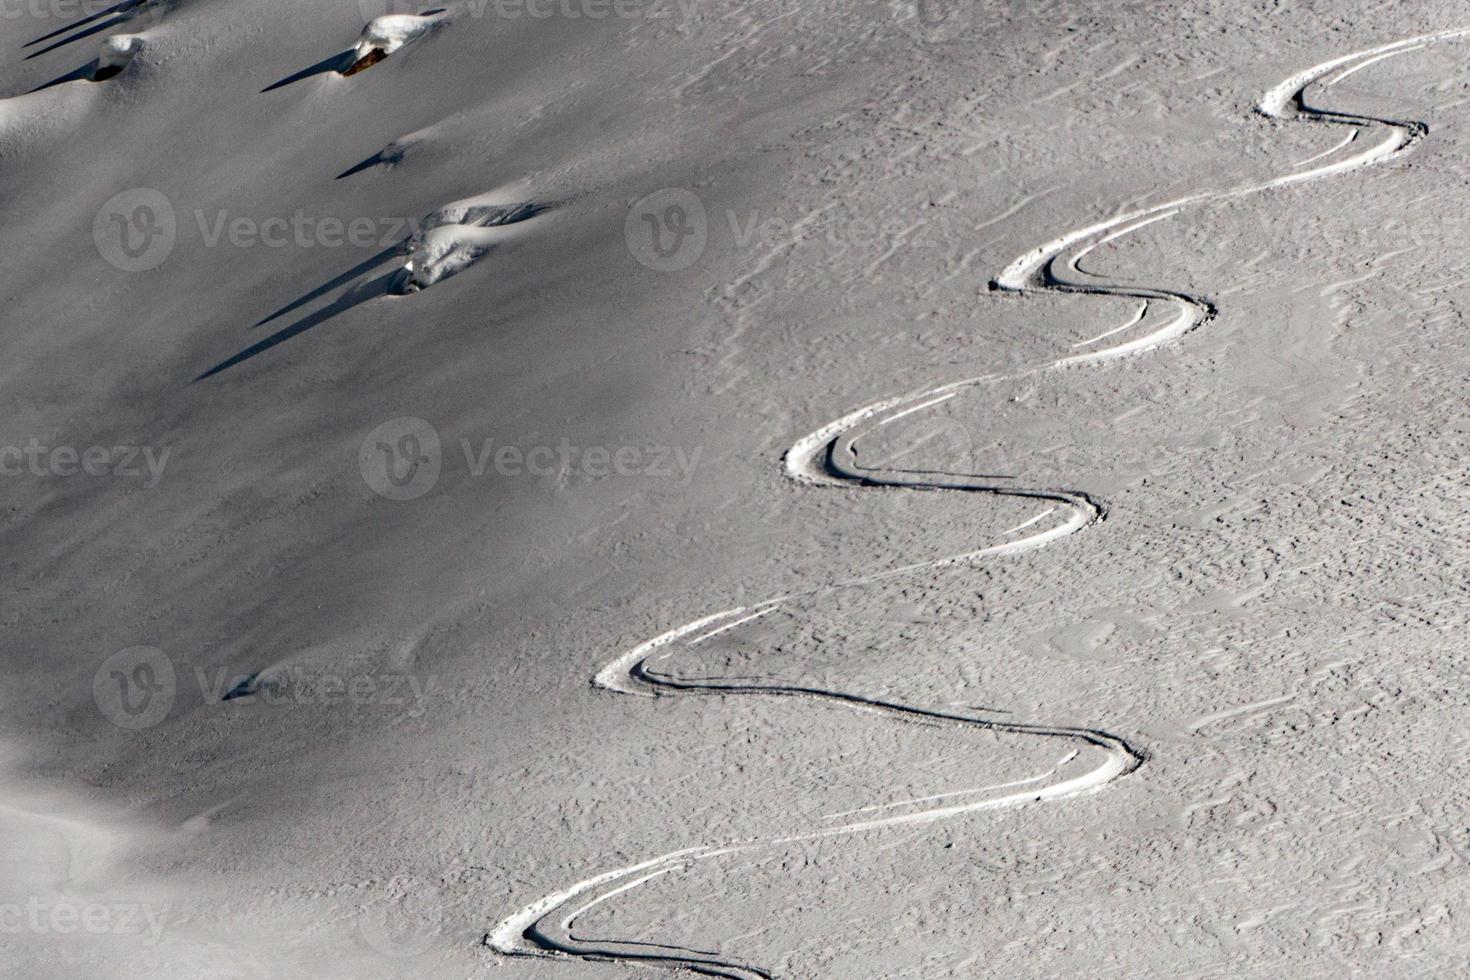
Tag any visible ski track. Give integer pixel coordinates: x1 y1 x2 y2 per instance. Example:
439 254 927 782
488 29 1468 978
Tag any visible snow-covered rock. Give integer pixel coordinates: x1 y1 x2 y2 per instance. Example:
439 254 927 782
361 12 443 56
93 35 145 81
396 186 545 292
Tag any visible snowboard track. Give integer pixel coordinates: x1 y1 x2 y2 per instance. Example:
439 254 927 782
489 30 1467 978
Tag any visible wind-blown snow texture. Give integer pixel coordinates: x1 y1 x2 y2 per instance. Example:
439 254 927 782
3 1 1470 978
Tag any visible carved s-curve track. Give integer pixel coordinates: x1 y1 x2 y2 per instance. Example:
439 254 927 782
490 31 1468 978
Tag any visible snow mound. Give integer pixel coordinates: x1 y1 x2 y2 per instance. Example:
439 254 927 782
394 186 546 293
399 227 500 291
343 10 448 74
422 200 542 232
93 35 145 81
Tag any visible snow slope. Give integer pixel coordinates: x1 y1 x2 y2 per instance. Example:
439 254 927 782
3 0 1470 977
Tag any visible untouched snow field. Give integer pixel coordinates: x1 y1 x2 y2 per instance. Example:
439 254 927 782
3 1 1470 977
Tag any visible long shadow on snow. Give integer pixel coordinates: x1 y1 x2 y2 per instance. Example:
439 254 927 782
25 13 140 60
194 269 401 381
253 243 404 329
28 62 96 92
23 0 144 48
261 50 355 93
